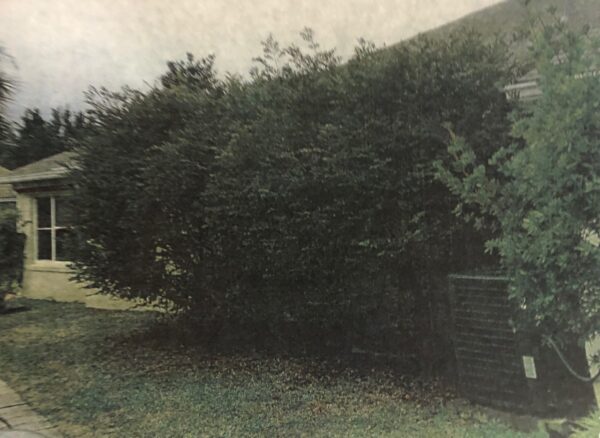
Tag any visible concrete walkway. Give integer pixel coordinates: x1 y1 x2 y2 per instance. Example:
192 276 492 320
0 380 60 437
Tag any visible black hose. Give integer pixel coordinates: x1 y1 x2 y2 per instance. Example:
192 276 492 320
544 335 600 383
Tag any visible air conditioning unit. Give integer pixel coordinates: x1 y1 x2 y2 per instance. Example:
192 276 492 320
448 273 596 415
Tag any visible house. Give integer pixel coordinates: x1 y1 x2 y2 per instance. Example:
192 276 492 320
0 151 139 310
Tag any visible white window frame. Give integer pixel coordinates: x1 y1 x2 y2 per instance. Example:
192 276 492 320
35 195 70 262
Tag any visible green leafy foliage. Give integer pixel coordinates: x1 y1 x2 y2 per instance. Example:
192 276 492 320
0 206 24 308
69 54 224 309
1 108 88 169
573 410 600 437
437 15 600 344
70 31 517 352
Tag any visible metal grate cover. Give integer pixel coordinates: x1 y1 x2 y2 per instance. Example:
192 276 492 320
448 273 594 415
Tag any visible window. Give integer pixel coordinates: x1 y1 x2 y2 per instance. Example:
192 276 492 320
36 196 73 261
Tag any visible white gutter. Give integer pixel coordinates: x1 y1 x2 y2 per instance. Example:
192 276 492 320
504 80 539 92
504 80 542 101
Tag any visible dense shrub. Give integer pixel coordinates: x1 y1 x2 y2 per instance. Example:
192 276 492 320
71 30 518 351
70 55 224 308
0 206 24 308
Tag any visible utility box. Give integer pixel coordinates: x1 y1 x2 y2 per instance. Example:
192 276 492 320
448 273 595 415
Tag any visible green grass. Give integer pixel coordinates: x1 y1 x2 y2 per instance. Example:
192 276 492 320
572 410 600 437
0 299 547 437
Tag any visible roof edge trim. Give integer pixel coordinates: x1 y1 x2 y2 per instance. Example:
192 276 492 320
0 169 69 184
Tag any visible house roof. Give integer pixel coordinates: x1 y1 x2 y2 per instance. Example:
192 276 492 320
0 151 76 185
414 0 600 102
417 0 600 59
422 0 600 98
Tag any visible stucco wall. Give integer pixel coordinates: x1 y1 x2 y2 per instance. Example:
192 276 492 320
23 263 86 302
21 264 139 310
16 188 147 311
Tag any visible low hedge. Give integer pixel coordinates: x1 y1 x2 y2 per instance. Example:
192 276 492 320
0 206 24 309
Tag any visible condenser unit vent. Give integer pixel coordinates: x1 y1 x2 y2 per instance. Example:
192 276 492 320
448 273 594 415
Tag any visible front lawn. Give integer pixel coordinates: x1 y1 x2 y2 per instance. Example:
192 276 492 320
0 299 545 437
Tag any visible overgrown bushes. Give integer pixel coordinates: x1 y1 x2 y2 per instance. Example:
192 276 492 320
0 206 24 308
70 30 518 351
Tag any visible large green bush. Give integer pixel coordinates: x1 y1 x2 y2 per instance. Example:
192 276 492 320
69 54 225 309
70 30 517 350
0 206 24 308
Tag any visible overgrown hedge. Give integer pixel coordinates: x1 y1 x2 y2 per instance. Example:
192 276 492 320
70 30 518 352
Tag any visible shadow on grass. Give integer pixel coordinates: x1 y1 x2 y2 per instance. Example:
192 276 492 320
1 299 457 409
0 305 30 315
0 300 548 438
97 311 452 393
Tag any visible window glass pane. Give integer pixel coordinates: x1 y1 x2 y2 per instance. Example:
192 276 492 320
37 197 51 228
37 230 52 260
55 197 74 227
55 229 74 261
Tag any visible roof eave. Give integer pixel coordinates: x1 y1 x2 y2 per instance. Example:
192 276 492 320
504 80 542 102
0 169 70 184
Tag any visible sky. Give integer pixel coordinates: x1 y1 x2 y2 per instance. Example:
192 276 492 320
0 0 503 120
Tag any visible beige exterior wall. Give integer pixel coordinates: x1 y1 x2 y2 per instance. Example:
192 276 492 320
16 189 147 311
585 335 600 408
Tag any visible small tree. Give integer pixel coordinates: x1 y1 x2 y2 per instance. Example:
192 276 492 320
437 15 600 347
